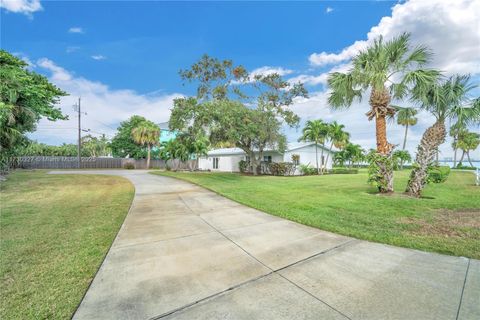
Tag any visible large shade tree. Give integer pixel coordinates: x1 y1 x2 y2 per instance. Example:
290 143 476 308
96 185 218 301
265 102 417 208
406 75 480 197
327 33 438 193
131 120 160 169
0 50 67 170
299 119 329 174
170 55 307 175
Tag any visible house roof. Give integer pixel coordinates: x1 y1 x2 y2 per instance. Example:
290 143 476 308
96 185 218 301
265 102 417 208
206 142 336 156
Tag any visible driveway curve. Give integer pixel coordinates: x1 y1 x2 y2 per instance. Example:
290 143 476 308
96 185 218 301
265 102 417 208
50 170 479 320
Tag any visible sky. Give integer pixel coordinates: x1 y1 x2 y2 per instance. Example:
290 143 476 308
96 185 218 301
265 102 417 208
1 0 480 159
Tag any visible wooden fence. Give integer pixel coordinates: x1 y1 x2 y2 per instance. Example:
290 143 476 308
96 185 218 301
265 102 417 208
14 156 179 170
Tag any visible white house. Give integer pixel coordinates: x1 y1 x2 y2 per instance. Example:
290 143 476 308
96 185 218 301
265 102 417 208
198 142 336 173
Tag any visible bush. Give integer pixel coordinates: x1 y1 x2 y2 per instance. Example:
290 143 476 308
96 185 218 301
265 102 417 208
427 165 450 183
123 162 135 170
330 167 358 174
238 160 248 173
455 163 477 170
268 162 295 176
367 152 394 192
299 164 316 175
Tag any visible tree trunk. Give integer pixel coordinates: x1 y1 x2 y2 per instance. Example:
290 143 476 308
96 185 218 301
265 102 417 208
406 120 446 197
453 134 458 167
402 123 409 150
315 143 319 175
467 152 474 167
146 145 151 169
459 151 465 164
320 146 324 174
368 88 395 193
325 142 334 172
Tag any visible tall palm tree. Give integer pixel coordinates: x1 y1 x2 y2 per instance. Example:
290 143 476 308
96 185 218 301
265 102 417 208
406 75 479 196
395 107 418 150
324 121 350 171
327 33 438 193
299 120 329 174
131 121 160 169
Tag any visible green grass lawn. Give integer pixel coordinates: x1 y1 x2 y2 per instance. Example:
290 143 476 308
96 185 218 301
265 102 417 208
0 170 134 319
154 170 480 259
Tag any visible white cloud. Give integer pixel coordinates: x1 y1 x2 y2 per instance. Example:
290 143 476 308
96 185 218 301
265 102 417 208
326 7 334 14
288 63 350 86
309 0 480 75
32 59 181 145
0 0 42 15
66 46 80 53
250 66 293 78
68 27 84 34
91 55 106 60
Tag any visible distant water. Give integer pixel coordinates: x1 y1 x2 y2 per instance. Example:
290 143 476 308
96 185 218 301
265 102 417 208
438 161 479 168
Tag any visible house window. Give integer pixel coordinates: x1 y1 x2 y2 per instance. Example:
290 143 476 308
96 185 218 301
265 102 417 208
213 157 219 169
263 155 272 163
293 156 300 165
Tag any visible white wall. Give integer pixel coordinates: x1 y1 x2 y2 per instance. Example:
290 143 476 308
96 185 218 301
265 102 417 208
198 145 334 173
198 155 243 172
284 145 334 170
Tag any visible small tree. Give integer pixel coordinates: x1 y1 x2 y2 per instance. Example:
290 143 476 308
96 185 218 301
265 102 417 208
324 121 350 170
392 150 411 170
299 120 329 174
111 115 148 159
456 130 479 167
394 106 418 150
131 120 160 169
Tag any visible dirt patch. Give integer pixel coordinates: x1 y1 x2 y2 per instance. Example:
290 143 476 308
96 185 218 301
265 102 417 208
399 209 480 238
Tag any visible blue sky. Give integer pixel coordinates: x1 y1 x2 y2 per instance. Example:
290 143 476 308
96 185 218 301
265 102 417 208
3 1 393 94
1 0 479 158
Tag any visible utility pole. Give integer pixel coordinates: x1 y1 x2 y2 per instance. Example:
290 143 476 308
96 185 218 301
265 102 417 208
73 98 82 168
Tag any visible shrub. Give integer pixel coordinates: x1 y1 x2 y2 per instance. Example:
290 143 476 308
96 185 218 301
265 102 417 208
268 162 295 176
427 165 450 183
123 162 135 170
299 164 316 175
238 160 248 173
330 167 358 174
455 163 477 170
367 152 394 192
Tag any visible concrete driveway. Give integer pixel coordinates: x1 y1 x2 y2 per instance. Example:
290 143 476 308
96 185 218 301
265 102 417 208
50 170 479 320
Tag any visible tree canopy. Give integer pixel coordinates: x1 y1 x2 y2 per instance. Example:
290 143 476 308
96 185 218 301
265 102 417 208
110 115 150 159
0 50 67 163
170 55 307 174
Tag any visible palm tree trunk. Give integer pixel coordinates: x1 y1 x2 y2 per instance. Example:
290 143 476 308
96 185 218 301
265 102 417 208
466 152 474 167
315 143 319 175
453 134 458 167
459 150 465 164
406 120 446 197
325 142 334 172
402 124 409 150
146 145 151 169
374 114 394 193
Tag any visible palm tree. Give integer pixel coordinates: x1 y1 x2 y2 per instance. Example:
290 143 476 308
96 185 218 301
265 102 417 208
327 33 438 193
395 107 418 150
324 121 350 171
131 120 160 169
456 130 480 167
406 75 479 196
299 120 329 174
